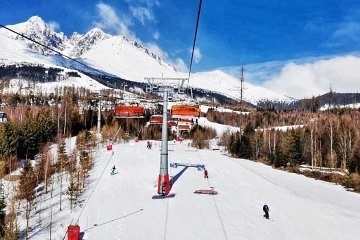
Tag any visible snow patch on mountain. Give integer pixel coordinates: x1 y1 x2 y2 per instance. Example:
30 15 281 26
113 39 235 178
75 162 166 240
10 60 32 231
0 16 293 105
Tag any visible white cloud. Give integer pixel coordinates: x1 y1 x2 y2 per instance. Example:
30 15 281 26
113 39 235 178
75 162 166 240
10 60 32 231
93 3 136 39
153 31 159 40
262 55 360 99
324 21 360 48
125 0 160 7
93 2 186 73
144 43 188 72
130 6 154 25
172 58 188 73
323 9 360 49
192 47 202 63
47 21 60 32
126 0 159 24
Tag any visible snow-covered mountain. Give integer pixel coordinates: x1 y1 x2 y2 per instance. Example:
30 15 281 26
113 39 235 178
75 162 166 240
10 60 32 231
0 16 293 105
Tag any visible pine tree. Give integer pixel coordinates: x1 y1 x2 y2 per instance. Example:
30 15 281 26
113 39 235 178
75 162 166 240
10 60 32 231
349 142 360 173
67 176 79 212
238 135 252 159
286 129 303 166
17 159 37 239
20 110 39 159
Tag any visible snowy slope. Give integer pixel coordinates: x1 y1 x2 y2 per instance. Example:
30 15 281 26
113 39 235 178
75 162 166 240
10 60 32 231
11 121 360 240
190 70 291 104
80 35 180 82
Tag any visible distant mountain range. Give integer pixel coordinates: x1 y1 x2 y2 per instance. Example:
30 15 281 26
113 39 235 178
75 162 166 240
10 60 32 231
0 16 300 107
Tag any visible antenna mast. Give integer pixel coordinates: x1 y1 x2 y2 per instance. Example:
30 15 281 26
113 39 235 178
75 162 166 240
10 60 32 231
240 65 245 109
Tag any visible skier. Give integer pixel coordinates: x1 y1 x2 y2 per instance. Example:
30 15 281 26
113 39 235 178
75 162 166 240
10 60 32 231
111 165 116 175
263 204 270 219
147 141 152 149
204 169 208 178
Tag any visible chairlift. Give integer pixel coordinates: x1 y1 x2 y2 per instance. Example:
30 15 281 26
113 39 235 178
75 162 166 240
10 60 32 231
114 105 145 118
179 125 190 132
171 104 200 119
149 115 163 125
149 114 177 128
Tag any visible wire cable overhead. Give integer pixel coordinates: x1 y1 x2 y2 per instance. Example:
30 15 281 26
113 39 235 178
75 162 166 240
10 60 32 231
185 0 203 99
188 0 203 80
0 24 104 76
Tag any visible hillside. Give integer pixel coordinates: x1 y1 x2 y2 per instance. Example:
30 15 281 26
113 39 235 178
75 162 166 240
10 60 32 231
12 133 360 240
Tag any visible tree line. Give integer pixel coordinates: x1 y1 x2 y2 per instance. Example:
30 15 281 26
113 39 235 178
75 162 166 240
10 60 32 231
0 85 359 238
205 107 360 192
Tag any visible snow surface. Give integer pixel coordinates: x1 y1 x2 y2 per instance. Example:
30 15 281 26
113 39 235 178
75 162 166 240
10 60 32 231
8 118 360 240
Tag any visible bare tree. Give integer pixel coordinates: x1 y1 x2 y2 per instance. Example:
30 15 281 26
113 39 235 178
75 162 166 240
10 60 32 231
252 130 263 160
17 160 37 239
336 117 355 171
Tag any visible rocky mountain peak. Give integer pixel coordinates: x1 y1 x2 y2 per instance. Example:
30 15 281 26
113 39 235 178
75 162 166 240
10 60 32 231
68 28 111 57
26 16 48 34
16 16 67 54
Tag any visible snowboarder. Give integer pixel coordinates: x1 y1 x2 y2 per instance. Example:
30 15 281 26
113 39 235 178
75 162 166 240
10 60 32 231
263 204 270 219
204 169 208 178
111 165 116 175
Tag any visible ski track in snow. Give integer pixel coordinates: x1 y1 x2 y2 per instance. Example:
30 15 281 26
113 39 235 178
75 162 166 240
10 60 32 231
21 138 360 240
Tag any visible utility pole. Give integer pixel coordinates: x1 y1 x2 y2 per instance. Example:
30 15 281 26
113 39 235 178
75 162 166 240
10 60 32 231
96 92 107 135
97 95 101 134
329 84 334 169
239 65 245 110
239 66 245 136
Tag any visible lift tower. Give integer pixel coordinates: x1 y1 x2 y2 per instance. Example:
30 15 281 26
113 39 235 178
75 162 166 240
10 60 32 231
157 90 170 196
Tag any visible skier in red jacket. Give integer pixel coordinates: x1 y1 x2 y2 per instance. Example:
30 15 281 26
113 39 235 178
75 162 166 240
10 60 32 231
204 169 208 178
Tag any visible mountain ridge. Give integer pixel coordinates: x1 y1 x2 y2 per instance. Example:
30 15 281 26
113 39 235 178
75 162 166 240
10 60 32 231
0 16 294 105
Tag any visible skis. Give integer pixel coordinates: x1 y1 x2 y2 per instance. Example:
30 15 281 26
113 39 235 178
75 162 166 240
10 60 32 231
263 215 274 221
152 193 176 199
194 189 218 195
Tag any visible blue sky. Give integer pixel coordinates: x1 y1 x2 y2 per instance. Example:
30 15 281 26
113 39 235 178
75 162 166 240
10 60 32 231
2 0 360 71
2 0 360 96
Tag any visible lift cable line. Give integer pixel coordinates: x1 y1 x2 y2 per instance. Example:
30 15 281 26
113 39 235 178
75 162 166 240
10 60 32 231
0 24 106 76
187 0 202 81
